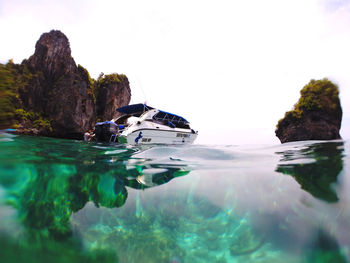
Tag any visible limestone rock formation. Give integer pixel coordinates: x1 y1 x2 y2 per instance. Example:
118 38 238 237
95 73 131 122
275 78 342 143
4 30 130 139
19 30 95 138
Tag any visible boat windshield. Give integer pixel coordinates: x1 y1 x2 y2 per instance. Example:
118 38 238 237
152 111 190 129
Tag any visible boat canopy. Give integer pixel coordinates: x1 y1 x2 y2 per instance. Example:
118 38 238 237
116 103 189 125
116 104 154 115
153 110 189 125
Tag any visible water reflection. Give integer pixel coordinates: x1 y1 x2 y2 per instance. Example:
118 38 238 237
21 161 189 240
276 142 344 203
0 136 191 262
2 135 349 262
306 229 347 263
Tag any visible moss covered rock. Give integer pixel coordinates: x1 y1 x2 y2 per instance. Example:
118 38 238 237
276 78 342 143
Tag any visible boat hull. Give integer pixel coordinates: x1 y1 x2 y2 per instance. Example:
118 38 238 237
120 129 197 145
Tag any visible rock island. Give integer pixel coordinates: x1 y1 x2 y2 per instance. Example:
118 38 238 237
276 78 342 143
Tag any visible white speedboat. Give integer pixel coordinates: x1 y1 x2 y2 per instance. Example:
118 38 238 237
115 104 198 145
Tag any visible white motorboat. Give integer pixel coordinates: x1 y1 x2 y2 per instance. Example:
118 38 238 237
94 104 198 145
116 104 198 145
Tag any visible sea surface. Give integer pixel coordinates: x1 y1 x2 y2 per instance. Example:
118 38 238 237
0 132 349 263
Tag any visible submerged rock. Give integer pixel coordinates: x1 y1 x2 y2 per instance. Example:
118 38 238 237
275 79 342 143
229 226 265 256
0 30 131 139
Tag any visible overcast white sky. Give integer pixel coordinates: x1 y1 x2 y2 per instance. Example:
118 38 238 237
0 0 349 145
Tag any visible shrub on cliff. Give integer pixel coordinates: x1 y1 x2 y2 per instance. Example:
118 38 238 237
0 60 32 128
296 78 340 113
78 64 95 99
0 60 53 132
0 63 16 128
278 78 340 126
276 78 342 143
94 73 127 96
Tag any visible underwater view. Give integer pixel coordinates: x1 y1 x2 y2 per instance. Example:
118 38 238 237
0 132 349 263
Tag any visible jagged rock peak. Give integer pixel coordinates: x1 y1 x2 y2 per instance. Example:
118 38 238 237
26 30 75 76
35 30 71 57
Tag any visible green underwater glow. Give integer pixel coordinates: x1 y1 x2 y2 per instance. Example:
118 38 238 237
0 133 349 262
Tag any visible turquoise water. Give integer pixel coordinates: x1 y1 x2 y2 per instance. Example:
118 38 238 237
0 132 349 263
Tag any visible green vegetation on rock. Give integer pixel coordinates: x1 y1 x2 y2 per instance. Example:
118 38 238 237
14 109 52 132
277 78 341 128
93 72 129 122
78 64 95 100
0 60 126 131
0 61 53 132
93 73 126 100
0 60 33 128
297 78 340 112
0 63 16 127
0 60 94 133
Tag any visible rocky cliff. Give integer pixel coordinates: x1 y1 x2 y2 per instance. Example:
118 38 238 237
0 30 131 139
94 73 131 122
275 78 342 143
